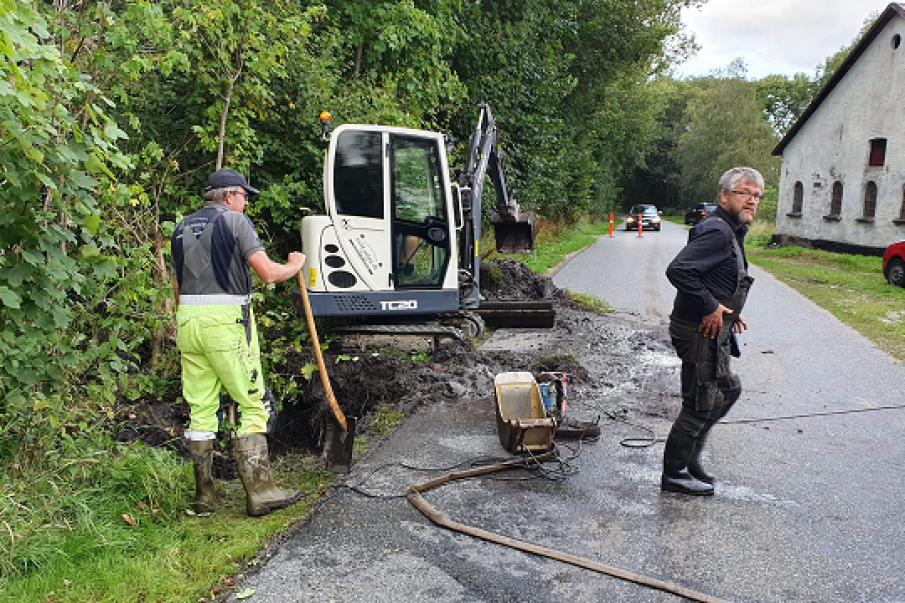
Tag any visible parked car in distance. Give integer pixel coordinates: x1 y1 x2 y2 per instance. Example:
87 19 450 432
684 203 718 225
883 240 905 287
625 205 661 231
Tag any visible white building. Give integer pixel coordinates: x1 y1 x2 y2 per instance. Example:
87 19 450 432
773 3 905 254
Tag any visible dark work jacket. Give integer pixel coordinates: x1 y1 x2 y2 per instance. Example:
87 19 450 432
666 206 748 323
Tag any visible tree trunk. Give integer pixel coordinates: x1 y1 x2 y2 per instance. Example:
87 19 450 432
216 77 235 170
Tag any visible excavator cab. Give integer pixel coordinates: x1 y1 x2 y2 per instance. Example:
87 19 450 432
299 124 461 318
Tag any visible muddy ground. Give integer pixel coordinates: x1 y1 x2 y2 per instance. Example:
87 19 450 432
114 259 681 476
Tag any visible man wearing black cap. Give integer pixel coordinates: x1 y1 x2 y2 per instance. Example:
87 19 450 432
171 168 305 516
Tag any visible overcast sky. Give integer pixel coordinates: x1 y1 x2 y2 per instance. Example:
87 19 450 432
674 0 890 79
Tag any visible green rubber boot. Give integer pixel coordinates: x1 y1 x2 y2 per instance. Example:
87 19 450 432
233 433 302 517
190 440 216 514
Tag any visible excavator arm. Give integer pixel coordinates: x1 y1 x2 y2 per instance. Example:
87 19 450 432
457 104 535 308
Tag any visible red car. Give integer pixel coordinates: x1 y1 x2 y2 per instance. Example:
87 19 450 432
883 240 905 287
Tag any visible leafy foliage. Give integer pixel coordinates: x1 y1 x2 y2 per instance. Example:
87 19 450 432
756 73 818 136
447 0 693 220
675 76 781 206
0 2 131 437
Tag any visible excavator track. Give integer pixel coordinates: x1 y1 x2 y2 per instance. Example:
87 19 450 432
330 302 554 343
333 322 466 341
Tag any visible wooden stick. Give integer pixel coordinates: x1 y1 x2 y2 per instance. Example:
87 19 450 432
297 271 348 432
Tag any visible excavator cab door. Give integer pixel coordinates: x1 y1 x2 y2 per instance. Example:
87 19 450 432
390 135 453 290
324 129 389 293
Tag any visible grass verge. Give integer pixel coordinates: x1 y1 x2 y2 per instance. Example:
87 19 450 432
0 441 331 602
483 218 613 274
564 290 613 314
748 246 905 362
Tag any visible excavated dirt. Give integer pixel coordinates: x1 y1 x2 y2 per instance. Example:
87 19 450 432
272 258 680 454
113 259 681 472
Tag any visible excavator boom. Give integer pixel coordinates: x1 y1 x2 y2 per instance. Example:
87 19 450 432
460 103 535 255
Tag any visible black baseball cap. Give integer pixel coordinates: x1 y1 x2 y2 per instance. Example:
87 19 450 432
205 168 260 194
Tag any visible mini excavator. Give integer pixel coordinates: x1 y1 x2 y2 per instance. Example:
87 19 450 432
293 104 553 338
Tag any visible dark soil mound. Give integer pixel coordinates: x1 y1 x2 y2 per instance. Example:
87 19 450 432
115 258 679 473
480 259 563 301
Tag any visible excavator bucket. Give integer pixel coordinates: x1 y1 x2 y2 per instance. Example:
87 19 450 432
494 372 554 453
492 212 535 254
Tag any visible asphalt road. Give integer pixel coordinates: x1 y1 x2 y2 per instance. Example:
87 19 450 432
229 219 905 602
555 218 905 601
553 218 686 323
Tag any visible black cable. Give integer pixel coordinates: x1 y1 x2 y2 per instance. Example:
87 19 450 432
491 445 579 482
340 457 493 499
340 445 583 497
602 402 905 450
720 403 905 424
598 410 661 448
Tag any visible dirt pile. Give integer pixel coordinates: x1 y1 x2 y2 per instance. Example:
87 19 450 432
480 259 563 302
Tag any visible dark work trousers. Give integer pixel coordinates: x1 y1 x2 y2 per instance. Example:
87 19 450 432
669 322 742 443
667 218 752 450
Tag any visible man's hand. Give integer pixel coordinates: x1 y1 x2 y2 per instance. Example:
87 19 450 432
699 304 733 339
733 313 747 334
288 252 306 272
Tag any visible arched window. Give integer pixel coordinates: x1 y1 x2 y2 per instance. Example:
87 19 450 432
863 181 877 219
830 181 843 216
899 186 905 220
792 181 803 213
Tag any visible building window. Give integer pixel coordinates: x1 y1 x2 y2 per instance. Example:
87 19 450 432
869 138 887 167
829 181 843 217
893 34 902 49
791 181 803 214
862 181 877 220
896 186 905 224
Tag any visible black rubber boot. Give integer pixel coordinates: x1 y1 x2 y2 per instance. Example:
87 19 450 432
234 433 302 517
190 440 216 514
687 439 715 485
688 386 741 485
661 426 714 496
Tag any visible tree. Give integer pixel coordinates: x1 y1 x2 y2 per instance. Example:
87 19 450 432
448 0 694 221
629 77 692 211
756 73 818 136
675 76 780 207
168 1 324 172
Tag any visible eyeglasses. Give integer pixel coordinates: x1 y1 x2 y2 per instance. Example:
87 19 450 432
232 190 248 199
730 190 763 202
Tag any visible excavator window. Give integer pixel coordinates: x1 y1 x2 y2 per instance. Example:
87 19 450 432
333 131 384 219
391 136 451 289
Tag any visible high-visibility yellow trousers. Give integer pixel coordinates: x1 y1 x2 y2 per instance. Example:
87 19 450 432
176 303 268 439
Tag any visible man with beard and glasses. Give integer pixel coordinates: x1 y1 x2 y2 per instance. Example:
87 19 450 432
661 167 763 496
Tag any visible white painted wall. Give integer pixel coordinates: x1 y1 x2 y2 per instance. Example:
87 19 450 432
776 16 905 250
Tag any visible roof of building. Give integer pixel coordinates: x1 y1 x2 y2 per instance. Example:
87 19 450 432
772 3 905 156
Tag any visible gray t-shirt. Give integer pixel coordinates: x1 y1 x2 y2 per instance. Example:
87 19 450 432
171 201 265 296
